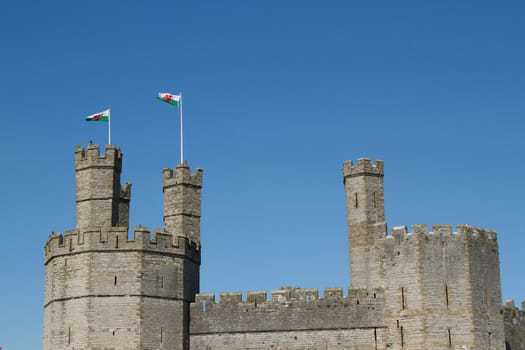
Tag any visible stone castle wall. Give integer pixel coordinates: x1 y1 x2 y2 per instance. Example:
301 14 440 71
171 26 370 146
190 288 386 350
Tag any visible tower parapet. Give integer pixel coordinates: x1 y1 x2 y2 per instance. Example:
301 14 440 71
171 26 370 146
343 158 384 178
44 227 200 266
163 161 203 243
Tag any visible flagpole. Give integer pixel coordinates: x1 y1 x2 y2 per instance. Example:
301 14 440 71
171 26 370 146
108 107 111 145
180 93 184 163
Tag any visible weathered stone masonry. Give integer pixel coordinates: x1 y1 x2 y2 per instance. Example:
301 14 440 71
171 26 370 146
190 288 386 350
44 145 524 350
503 300 525 350
44 144 202 350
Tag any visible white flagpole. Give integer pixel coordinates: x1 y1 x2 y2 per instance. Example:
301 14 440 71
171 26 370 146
180 93 184 163
108 107 111 145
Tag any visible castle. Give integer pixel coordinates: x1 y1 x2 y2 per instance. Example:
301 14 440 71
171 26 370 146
43 144 525 350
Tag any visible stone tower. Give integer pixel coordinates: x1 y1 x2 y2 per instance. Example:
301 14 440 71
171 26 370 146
163 162 202 244
43 144 202 350
74 143 131 229
343 158 386 289
343 158 505 349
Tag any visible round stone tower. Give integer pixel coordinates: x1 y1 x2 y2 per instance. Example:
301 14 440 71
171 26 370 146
43 144 202 350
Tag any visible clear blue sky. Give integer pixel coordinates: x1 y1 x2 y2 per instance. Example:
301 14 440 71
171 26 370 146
1 1 524 348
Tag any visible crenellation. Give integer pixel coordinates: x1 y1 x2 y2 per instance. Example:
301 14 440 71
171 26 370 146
74 143 123 171
219 292 242 303
132 226 152 244
343 158 384 178
247 291 267 303
411 223 428 235
44 226 201 265
293 288 319 301
195 293 216 303
432 223 453 236
380 224 499 245
194 288 382 306
392 225 408 238
347 288 384 299
324 287 344 298
190 287 386 336
162 162 203 188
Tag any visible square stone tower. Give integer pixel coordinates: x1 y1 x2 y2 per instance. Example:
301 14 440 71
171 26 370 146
343 158 505 349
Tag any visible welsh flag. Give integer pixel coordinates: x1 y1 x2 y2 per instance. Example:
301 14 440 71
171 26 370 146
157 92 181 107
85 109 110 122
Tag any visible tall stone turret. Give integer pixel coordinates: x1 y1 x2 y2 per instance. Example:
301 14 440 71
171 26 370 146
74 143 131 229
343 158 386 289
163 161 203 243
44 144 202 350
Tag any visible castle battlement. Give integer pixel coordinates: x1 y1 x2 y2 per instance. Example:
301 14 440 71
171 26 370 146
385 223 497 242
505 299 525 312
343 158 384 178
194 287 384 305
44 226 200 264
190 288 386 334
74 143 123 170
163 162 203 188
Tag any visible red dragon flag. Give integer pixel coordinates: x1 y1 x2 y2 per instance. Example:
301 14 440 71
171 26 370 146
85 109 110 122
85 108 112 144
157 92 181 107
